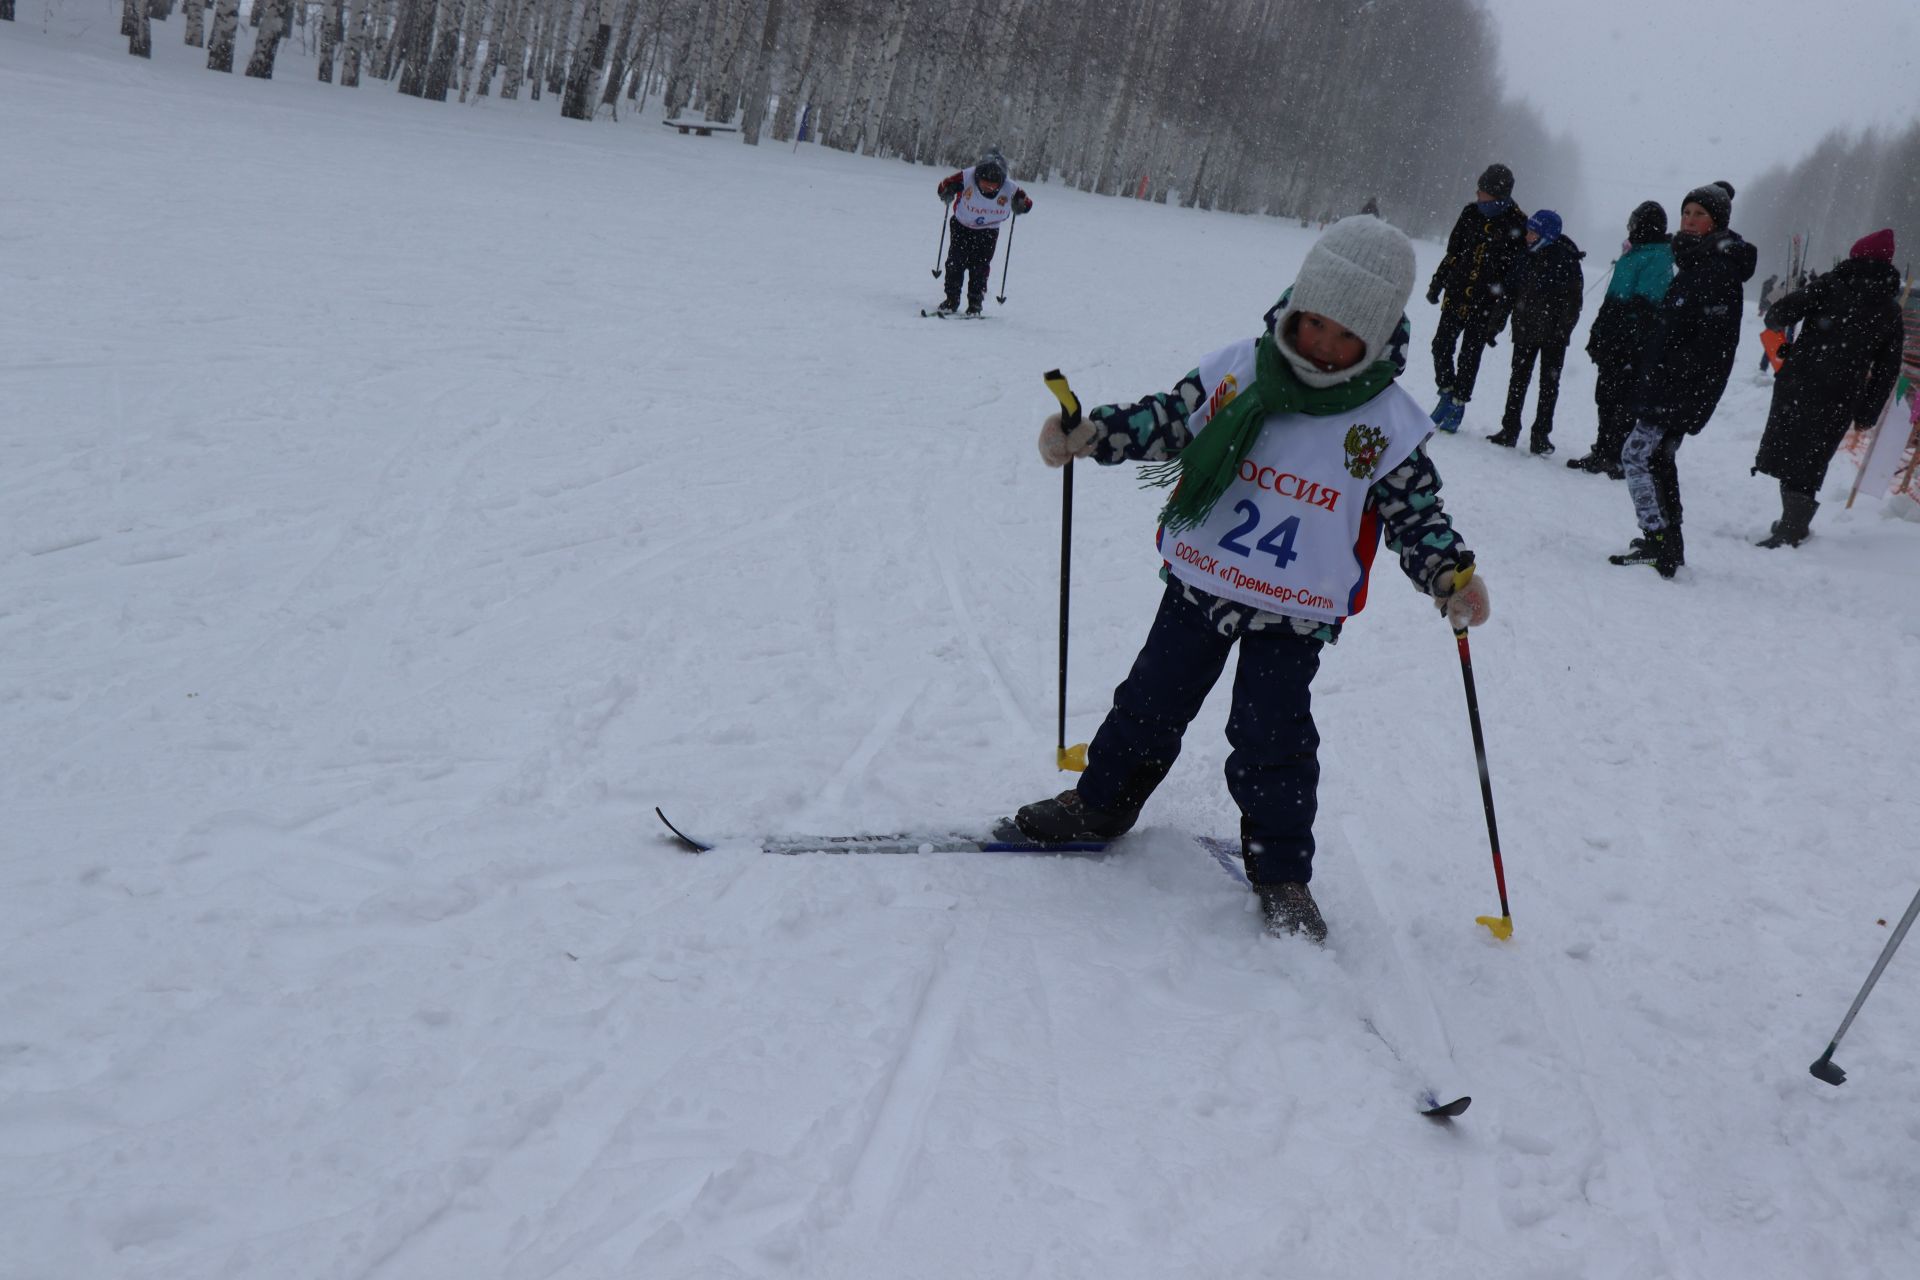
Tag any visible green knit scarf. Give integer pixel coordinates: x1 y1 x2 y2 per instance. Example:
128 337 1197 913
1142 331 1398 534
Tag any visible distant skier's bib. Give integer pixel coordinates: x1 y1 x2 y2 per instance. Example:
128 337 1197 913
1158 340 1432 623
953 166 1021 229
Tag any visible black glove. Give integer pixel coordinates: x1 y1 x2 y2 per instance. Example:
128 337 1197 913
1426 286 1442 306
1485 331 1498 349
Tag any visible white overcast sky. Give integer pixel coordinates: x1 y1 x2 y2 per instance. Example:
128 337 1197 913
1473 0 1920 235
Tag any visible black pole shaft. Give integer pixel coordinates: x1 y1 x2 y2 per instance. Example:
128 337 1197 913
1057 457 1073 755
932 201 950 277
996 214 1017 303
1819 885 1920 1063
1455 628 1511 918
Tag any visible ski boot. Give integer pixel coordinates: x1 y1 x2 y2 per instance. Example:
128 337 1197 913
1255 882 1328 943
931 300 959 317
965 302 984 317
1013 790 1139 843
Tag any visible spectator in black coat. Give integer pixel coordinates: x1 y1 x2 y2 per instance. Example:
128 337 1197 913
1751 228 1906 547
1607 181 1757 577
1425 164 1529 432
1488 210 1586 454
1570 201 1672 476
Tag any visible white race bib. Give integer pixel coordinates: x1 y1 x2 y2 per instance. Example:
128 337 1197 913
952 166 1021 229
1159 341 1432 623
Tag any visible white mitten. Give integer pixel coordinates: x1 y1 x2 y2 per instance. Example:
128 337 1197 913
1037 413 1098 467
1435 566 1491 628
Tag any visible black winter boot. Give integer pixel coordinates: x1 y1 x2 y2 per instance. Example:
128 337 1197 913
1486 426 1519 447
1255 883 1328 943
1609 529 1681 577
1528 431 1555 456
1655 525 1684 578
1013 790 1138 842
1757 489 1818 548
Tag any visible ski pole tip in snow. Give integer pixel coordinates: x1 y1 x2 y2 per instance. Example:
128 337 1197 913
1056 743 1088 772
1476 914 1513 941
1809 1054 1847 1086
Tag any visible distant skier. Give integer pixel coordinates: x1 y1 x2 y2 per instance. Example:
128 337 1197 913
1568 201 1673 477
1608 181 1757 577
1426 164 1529 432
932 149 1032 316
1750 228 1905 548
1487 209 1585 454
1013 217 1489 942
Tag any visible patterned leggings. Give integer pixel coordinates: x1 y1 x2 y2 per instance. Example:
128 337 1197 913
1621 421 1684 532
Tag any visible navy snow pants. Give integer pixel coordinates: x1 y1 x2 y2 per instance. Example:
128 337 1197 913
1077 583 1324 885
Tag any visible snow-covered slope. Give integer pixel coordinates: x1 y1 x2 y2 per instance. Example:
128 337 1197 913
5 24 1919 1280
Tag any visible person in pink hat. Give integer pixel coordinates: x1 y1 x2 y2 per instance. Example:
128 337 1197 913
1750 228 1906 547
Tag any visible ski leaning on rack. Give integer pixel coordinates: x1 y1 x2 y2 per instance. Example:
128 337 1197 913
654 809 1470 1121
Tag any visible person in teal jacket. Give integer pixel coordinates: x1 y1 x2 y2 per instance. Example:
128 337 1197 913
1568 202 1674 476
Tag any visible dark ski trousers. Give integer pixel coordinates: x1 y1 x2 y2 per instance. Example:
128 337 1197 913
1431 308 1497 402
1590 401 1637 468
1622 421 1685 533
1501 341 1566 439
1078 583 1324 885
943 221 998 310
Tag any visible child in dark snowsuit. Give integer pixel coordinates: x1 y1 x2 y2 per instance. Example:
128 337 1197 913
1488 209 1585 454
1569 202 1672 477
1608 181 1757 577
1015 217 1490 942
932 149 1032 315
1750 228 1906 547
1426 164 1529 432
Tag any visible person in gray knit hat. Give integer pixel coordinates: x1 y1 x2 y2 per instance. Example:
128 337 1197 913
1020 216 1489 943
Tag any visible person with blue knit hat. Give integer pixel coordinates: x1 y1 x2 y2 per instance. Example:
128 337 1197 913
1487 208 1585 453
1016 216 1489 943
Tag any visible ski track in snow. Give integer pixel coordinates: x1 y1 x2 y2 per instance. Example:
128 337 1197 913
7 16 1920 1280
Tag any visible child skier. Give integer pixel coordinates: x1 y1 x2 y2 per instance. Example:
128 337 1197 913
1014 217 1490 942
933 149 1032 316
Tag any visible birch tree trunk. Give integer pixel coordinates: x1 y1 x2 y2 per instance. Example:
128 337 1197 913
737 0 784 145
181 0 206 46
318 0 344 81
455 0 487 100
205 0 240 70
245 0 290 77
598 0 643 106
422 0 462 100
561 0 612 120
126 0 152 56
396 0 436 95
339 0 369 85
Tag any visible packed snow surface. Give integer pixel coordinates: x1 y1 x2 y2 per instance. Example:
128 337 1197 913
5 22 1919 1280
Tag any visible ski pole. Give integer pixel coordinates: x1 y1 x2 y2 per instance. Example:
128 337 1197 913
1810 885 1920 1085
932 200 951 278
996 214 1018 304
1043 368 1088 772
1452 624 1512 939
